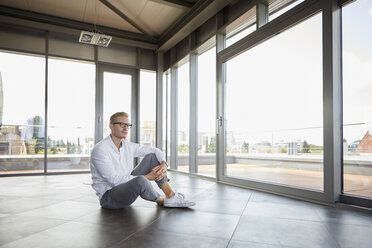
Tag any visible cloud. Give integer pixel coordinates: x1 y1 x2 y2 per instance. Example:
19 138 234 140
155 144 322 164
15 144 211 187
369 8 372 16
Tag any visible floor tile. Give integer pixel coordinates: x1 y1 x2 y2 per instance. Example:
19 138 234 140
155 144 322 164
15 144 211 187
16 201 100 220
0 213 9 218
313 205 372 226
114 228 229 248
191 198 248 215
74 205 171 229
0 215 66 246
324 222 372 248
69 193 100 204
199 184 253 201
228 240 283 248
0 197 59 214
243 201 321 221
1 221 127 248
1 173 372 248
232 215 340 248
144 209 240 239
250 192 310 206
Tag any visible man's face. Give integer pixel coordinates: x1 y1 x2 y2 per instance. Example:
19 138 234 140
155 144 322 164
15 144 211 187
109 116 130 139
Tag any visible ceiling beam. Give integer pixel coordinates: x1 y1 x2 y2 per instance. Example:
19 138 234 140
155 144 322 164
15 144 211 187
158 0 234 52
99 0 157 42
0 5 157 46
149 0 194 9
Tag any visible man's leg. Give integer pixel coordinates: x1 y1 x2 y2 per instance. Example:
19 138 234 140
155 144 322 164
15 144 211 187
131 153 175 199
100 176 161 209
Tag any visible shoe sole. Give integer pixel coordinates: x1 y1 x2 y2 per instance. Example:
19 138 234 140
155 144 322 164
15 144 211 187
163 203 195 208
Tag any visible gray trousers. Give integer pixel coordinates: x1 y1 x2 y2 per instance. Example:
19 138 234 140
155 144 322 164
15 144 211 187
100 153 169 209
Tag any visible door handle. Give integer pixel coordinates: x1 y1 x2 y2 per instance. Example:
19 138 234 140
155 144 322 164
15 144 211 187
216 116 223 134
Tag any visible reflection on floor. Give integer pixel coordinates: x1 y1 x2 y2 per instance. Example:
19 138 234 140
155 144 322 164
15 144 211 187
1 172 372 248
178 164 372 198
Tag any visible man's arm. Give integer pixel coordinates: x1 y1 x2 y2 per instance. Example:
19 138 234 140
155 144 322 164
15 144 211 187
91 149 134 187
133 144 167 165
132 144 168 181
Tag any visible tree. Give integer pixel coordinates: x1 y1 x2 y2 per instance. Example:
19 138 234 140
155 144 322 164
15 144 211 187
242 141 249 153
206 137 216 153
302 140 310 153
178 144 189 154
34 137 44 154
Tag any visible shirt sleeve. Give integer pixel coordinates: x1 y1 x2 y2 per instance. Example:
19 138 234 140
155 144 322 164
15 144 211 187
132 143 166 164
90 148 134 187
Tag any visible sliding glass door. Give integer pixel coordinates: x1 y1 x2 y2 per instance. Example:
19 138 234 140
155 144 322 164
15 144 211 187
0 51 45 174
99 66 137 143
222 13 324 191
342 0 372 200
47 58 95 172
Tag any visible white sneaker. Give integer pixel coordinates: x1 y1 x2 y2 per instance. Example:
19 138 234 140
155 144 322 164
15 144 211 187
164 192 195 208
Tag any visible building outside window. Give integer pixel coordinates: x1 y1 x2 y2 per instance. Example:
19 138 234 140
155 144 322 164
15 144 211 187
140 70 156 147
342 0 372 199
177 60 190 172
0 51 45 174
225 13 323 191
47 58 95 172
197 47 216 177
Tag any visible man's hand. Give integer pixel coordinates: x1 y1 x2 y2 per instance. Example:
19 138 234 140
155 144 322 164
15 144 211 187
145 162 167 181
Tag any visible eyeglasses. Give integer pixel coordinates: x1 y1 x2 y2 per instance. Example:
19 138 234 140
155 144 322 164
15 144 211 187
113 122 133 128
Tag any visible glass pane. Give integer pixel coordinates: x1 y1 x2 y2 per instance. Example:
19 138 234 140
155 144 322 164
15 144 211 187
167 73 171 162
225 13 323 190
103 72 132 139
342 0 372 199
47 58 95 172
226 7 256 48
269 0 305 22
162 72 170 162
162 73 167 153
177 61 189 172
198 47 216 177
140 70 156 147
0 51 45 174
226 25 256 48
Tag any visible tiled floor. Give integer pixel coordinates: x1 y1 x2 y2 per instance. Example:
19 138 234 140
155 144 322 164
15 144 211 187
1 173 372 248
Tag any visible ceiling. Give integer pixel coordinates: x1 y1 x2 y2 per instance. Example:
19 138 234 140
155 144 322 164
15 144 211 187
0 0 231 51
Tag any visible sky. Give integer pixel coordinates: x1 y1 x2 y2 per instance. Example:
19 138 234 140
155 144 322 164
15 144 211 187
342 0 372 144
0 0 371 150
0 54 156 144
226 12 323 146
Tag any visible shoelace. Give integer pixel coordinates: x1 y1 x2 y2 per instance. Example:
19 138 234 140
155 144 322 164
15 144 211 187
177 192 185 199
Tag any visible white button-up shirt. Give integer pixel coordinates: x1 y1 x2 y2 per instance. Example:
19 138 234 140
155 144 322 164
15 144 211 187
90 135 166 199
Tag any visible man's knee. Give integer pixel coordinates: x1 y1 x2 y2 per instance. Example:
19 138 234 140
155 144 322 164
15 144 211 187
144 153 157 161
133 175 151 193
133 175 148 184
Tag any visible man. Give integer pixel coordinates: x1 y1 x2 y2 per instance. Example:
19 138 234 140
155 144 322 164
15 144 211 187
90 112 195 209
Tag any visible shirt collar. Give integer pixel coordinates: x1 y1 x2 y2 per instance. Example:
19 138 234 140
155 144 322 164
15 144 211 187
108 135 124 152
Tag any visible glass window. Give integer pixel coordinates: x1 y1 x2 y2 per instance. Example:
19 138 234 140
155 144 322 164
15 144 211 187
162 73 167 153
225 13 323 190
269 0 305 22
197 47 216 177
167 73 171 162
140 70 156 147
47 58 95 172
226 7 256 48
177 60 190 172
103 72 132 139
0 51 45 174
342 0 372 199
162 72 171 162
